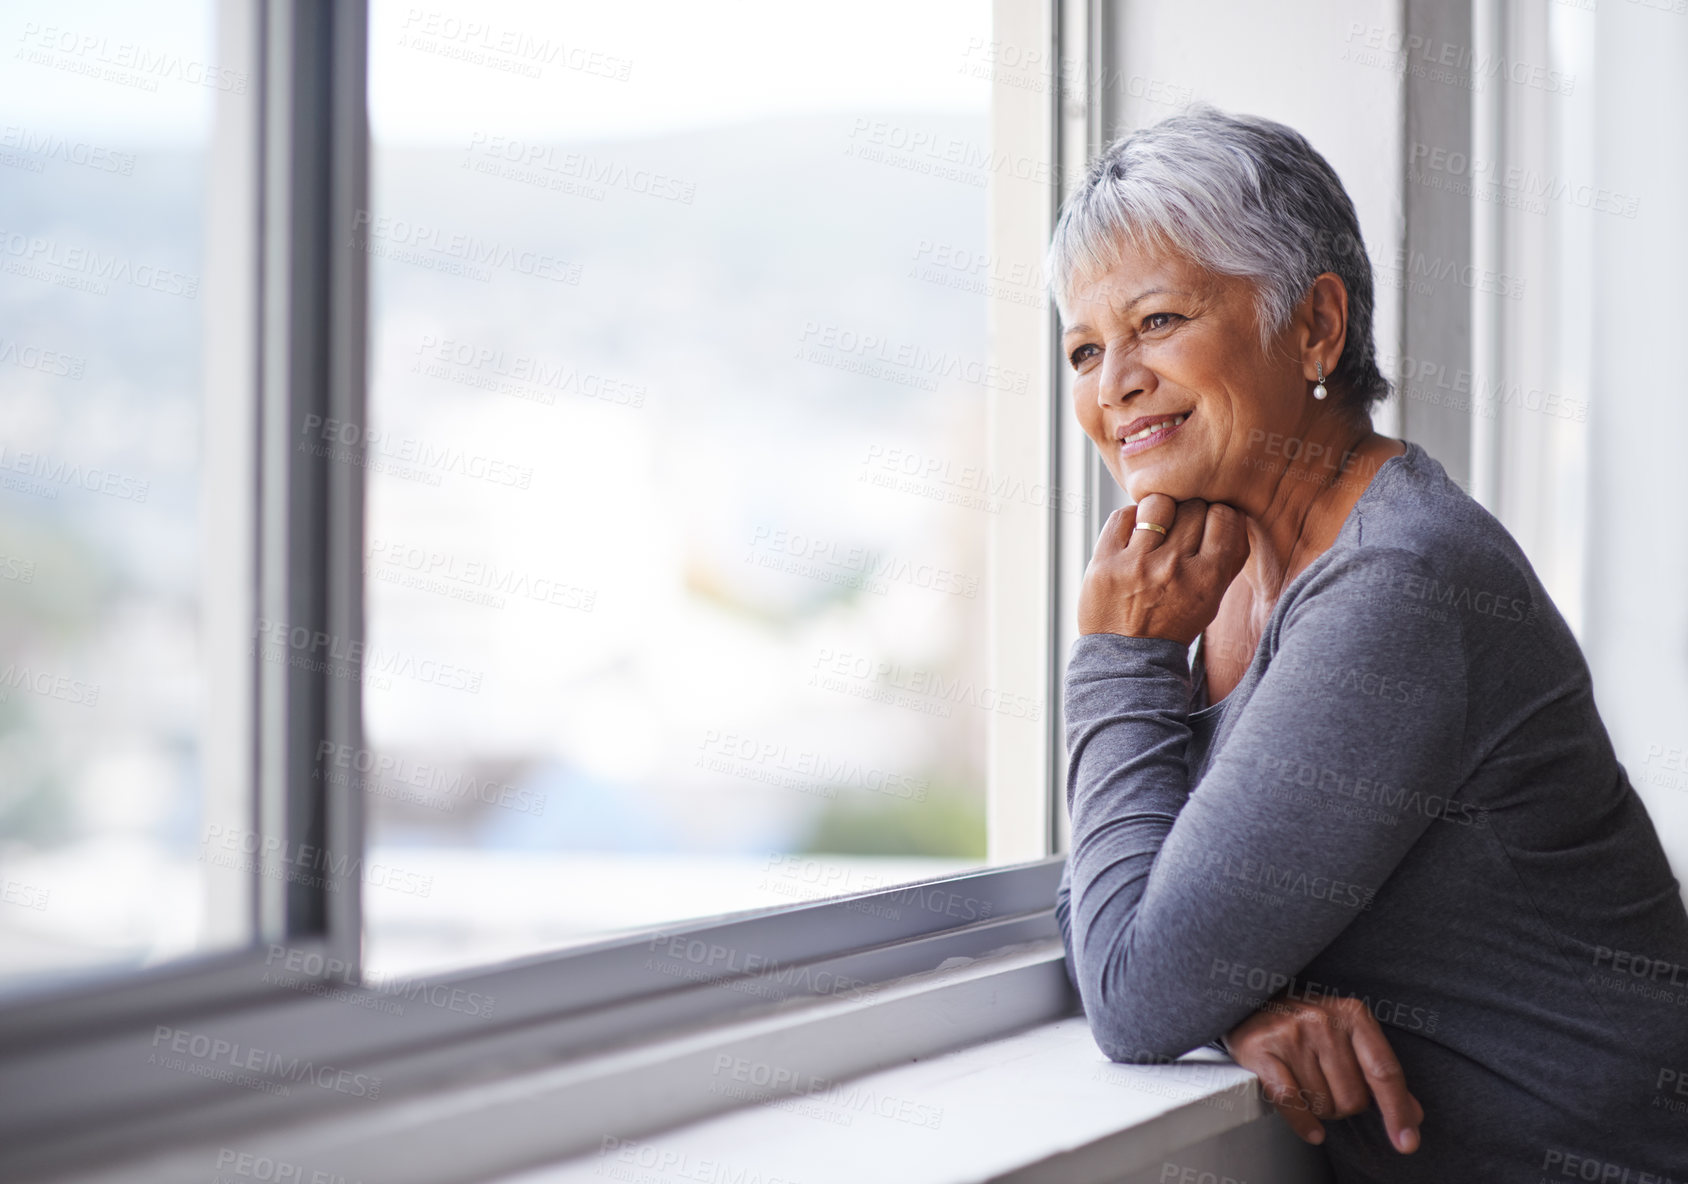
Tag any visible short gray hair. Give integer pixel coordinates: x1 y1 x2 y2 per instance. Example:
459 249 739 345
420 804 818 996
1045 106 1389 414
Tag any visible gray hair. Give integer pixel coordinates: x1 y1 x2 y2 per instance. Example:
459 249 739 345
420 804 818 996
1045 105 1389 413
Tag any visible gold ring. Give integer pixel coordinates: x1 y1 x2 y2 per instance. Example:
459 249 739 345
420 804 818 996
1133 521 1168 536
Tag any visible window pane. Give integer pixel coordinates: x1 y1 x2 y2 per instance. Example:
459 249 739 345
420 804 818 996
363 0 1018 975
0 0 255 994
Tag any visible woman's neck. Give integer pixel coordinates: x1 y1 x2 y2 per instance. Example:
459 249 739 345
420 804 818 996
1237 417 1395 607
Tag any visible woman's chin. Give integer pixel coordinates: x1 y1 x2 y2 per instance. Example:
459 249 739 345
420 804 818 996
1124 470 1188 505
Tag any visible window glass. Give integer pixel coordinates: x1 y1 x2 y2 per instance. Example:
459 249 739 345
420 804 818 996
0 0 252 994
363 0 1014 975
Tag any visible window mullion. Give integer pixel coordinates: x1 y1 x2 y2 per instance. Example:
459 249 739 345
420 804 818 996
255 0 368 963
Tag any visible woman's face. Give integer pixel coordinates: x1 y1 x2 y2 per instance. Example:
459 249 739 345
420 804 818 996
1061 242 1308 506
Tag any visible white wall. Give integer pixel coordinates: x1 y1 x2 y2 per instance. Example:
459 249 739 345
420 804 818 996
1584 2 1688 886
1109 0 1406 449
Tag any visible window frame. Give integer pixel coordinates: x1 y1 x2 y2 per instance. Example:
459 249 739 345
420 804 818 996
0 1 1097 1179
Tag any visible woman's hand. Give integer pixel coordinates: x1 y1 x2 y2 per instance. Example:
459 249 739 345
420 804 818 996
1223 994 1424 1154
1077 493 1249 644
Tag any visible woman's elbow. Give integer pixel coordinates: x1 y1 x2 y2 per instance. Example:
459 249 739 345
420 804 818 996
1087 1014 1194 1064
1074 966 1198 1063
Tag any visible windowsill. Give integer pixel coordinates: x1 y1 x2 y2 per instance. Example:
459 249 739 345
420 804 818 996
491 1017 1314 1184
43 927 1325 1184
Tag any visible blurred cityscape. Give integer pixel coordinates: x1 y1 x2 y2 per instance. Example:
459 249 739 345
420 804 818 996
0 2 1012 985
361 113 1000 973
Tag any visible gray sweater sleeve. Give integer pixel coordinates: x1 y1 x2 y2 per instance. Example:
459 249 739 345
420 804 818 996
1058 545 1468 1062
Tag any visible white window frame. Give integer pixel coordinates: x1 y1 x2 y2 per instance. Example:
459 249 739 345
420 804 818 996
0 3 1100 1181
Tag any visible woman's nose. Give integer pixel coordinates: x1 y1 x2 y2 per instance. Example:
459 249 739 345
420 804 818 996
1097 347 1150 407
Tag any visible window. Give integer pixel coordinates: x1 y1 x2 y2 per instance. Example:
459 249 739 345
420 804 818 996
0 0 258 997
359 0 1062 977
0 2 1071 1177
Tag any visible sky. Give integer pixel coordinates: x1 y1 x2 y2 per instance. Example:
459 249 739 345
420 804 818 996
368 0 991 145
0 0 992 148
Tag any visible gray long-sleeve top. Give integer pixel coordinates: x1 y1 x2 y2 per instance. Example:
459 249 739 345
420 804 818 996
1055 441 1688 1182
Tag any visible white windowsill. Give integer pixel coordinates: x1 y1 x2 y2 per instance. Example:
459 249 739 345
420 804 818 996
48 939 1325 1184
489 1017 1321 1184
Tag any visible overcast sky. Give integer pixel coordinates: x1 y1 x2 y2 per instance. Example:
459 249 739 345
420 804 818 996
2 0 991 148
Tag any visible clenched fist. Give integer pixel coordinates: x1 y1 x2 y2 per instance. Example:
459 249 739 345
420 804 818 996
1077 493 1250 645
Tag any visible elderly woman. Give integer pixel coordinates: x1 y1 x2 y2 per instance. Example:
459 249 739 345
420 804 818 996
1049 108 1688 1181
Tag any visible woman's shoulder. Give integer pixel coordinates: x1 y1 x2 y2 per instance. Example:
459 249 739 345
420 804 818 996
1288 441 1545 632
1346 440 1508 554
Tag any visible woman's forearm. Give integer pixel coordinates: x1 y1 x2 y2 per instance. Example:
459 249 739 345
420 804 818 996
1062 545 1468 1062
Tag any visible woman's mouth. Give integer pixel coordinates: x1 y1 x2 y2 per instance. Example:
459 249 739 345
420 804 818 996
1118 411 1190 457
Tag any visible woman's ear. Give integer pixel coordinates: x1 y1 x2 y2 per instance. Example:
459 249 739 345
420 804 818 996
1304 272 1349 378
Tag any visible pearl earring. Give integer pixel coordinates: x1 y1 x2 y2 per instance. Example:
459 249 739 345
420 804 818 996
1313 360 1328 401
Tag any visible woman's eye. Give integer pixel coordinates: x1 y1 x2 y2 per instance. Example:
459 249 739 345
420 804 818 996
1143 312 1180 331
1068 343 1099 368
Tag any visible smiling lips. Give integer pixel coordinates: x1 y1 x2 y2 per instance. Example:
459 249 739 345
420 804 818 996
1116 411 1191 456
